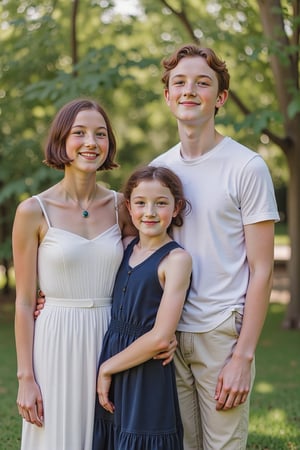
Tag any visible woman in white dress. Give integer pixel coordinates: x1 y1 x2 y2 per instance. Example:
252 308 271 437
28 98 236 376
13 98 136 450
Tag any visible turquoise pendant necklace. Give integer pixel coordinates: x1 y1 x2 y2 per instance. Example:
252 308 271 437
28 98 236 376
62 184 97 219
79 195 95 218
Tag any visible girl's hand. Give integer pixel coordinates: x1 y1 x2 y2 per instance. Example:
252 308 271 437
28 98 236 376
153 335 177 365
97 368 115 414
17 378 44 427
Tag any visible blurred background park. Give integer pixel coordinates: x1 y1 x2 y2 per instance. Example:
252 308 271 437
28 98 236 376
0 0 300 448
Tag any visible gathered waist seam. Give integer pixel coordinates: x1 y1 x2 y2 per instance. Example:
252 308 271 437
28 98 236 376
110 319 150 336
45 297 112 308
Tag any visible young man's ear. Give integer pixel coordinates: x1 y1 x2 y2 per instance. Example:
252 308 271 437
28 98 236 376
216 90 229 109
164 88 170 105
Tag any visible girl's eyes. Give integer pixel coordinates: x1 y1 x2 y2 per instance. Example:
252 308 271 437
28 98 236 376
156 201 168 206
134 201 168 206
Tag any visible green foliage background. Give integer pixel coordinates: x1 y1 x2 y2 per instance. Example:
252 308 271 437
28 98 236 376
0 0 294 268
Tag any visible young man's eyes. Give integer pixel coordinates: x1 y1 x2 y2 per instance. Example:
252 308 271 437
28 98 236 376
172 80 210 87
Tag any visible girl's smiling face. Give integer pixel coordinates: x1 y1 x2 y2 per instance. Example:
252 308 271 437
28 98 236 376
127 179 179 237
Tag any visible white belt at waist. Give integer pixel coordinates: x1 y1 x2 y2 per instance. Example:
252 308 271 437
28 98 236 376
45 297 112 308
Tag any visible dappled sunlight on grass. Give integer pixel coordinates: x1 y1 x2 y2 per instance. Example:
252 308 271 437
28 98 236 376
250 407 288 433
254 381 274 394
249 406 299 449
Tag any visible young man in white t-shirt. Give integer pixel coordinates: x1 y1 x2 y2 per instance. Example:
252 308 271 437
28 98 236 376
152 44 279 450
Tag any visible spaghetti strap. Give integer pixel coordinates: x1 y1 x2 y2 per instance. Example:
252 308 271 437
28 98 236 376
33 195 51 228
112 191 119 226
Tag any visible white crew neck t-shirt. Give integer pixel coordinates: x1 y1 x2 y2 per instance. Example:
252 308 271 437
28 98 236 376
151 136 280 332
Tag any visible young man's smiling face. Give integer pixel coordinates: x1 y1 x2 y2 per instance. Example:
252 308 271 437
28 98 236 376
164 56 227 124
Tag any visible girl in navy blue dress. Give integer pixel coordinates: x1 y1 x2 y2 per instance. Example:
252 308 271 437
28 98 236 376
93 165 192 450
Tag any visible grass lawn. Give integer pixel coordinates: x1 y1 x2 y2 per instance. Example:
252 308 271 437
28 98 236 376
247 303 300 449
0 295 299 450
0 297 21 450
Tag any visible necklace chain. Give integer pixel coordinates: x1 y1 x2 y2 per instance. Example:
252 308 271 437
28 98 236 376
62 185 97 219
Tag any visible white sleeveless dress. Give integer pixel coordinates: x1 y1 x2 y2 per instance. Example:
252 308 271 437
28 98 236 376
20 192 123 450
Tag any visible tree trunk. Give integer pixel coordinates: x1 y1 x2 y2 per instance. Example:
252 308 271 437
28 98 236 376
283 133 300 328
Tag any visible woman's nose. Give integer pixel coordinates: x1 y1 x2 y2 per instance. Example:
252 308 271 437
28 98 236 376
84 134 97 147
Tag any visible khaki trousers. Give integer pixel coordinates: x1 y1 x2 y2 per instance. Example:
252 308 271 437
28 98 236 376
175 312 255 450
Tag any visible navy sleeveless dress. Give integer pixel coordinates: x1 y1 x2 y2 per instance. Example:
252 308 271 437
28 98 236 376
93 238 184 450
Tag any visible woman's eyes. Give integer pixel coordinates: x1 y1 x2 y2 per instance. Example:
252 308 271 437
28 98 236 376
72 130 107 137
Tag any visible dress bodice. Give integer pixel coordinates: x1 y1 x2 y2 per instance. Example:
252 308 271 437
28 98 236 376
34 194 123 300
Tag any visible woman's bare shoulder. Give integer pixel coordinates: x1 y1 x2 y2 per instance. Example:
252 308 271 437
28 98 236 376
16 184 57 213
16 196 41 217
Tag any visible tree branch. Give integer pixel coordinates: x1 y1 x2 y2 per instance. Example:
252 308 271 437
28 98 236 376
71 0 79 76
229 90 291 152
159 0 199 43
